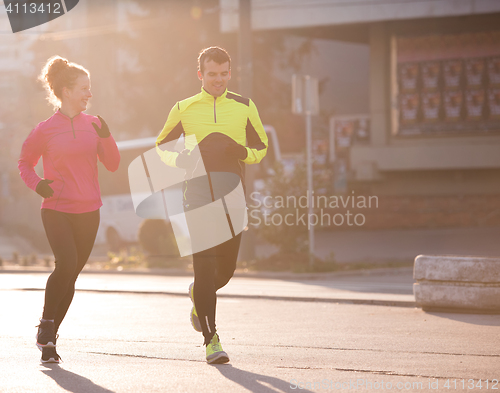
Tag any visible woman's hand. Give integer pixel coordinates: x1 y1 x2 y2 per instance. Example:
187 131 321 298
36 179 54 198
91 115 111 138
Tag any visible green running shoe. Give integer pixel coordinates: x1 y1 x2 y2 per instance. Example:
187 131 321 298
206 333 229 364
189 282 202 332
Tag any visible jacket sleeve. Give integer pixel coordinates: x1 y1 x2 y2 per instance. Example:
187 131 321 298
156 103 185 168
243 99 268 165
97 134 120 172
18 127 45 192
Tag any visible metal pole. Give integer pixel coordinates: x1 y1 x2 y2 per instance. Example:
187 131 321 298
238 0 252 97
306 111 315 266
238 0 256 261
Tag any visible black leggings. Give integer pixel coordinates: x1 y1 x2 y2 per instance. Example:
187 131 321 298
41 208 100 332
193 232 241 345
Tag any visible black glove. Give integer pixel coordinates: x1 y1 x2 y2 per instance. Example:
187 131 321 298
36 179 54 198
176 149 197 169
224 140 247 160
91 115 111 138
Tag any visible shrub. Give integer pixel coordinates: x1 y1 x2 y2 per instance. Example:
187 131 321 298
137 219 180 258
252 160 333 254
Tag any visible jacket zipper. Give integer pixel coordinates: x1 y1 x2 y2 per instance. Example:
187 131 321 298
213 97 217 123
71 118 76 139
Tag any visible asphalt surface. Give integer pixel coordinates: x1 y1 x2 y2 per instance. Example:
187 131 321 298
1 268 499 392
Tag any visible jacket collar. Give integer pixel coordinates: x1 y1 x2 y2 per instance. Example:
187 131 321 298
55 109 84 121
200 87 228 100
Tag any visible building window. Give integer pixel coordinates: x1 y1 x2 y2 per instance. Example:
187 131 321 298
391 31 500 136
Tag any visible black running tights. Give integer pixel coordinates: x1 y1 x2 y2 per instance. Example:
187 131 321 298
193 232 242 345
41 208 100 332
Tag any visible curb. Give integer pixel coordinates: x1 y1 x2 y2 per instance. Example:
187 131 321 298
16 287 417 308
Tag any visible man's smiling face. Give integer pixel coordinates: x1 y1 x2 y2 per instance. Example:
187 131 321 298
198 60 231 97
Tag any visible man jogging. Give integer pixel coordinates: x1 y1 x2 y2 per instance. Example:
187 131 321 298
155 47 267 364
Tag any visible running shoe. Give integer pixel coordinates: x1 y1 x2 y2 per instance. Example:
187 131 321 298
36 319 56 350
189 282 202 332
41 347 61 364
206 333 229 364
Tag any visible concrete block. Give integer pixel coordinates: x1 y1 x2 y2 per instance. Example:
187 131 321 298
413 255 500 313
414 255 500 282
414 282 500 312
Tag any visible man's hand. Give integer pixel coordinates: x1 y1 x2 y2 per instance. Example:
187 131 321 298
91 115 111 138
176 149 197 169
223 139 247 160
36 179 54 198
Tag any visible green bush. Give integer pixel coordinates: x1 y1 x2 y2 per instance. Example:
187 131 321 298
138 219 179 257
252 160 333 254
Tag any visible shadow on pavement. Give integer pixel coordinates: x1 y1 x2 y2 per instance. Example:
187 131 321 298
424 311 500 327
213 364 315 393
285 269 415 295
41 364 115 393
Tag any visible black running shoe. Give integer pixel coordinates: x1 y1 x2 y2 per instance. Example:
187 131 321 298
36 320 56 350
41 347 61 364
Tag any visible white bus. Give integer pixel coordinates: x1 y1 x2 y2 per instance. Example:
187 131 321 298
96 125 280 250
96 136 157 250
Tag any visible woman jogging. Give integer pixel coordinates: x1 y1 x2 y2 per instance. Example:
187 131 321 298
18 56 120 364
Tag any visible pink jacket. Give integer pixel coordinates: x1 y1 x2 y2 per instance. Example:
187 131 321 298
18 110 120 213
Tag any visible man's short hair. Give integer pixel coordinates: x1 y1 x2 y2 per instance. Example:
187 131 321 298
198 47 231 74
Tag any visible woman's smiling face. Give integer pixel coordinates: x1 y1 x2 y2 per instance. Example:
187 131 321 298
63 74 92 113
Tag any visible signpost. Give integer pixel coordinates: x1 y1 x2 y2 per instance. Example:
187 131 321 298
292 74 319 266
238 0 255 261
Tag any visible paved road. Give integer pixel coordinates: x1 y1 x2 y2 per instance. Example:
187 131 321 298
1 271 499 392
2 290 499 393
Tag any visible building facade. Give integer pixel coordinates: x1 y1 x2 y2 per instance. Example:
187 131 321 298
221 0 500 230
